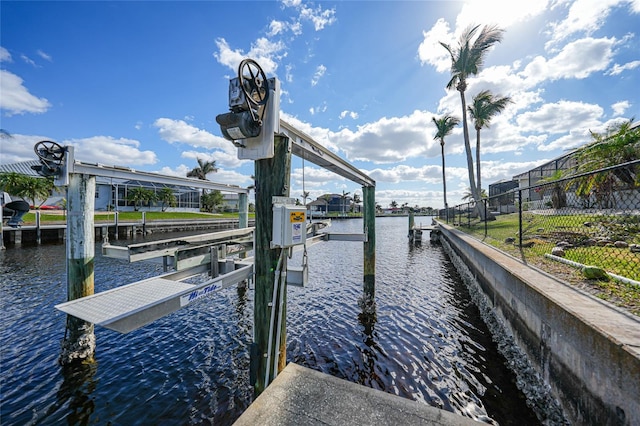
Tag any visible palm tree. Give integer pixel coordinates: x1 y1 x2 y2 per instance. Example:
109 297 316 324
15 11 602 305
340 190 350 217
352 192 361 213
468 90 511 195
187 158 218 181
433 114 460 217
187 158 217 209
301 191 310 206
440 24 504 219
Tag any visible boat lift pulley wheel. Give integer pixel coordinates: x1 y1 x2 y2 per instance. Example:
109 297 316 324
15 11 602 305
238 58 269 107
34 140 65 165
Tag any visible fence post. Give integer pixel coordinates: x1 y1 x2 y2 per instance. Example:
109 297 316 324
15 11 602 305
484 199 488 237
518 189 523 249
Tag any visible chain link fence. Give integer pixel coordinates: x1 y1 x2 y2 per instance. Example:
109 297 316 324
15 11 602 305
442 160 640 284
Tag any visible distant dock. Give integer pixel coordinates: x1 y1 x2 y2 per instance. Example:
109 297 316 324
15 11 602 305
1 218 254 246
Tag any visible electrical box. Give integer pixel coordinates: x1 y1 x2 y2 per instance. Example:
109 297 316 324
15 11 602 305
272 203 306 248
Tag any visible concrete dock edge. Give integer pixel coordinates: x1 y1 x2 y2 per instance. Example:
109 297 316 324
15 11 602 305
234 363 480 426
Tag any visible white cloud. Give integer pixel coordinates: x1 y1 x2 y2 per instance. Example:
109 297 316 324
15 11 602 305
66 136 158 166
0 47 12 62
0 70 51 115
611 100 630 116
285 64 294 82
311 64 326 86
0 133 155 167
21 54 37 67
295 2 336 31
417 18 453 73
214 37 286 75
154 118 227 150
456 0 549 30
267 20 287 37
0 133 46 164
291 165 344 189
339 110 359 120
155 163 252 188
606 60 640 76
153 118 250 169
328 110 441 164
366 164 442 184
521 37 616 84
546 0 626 48
36 50 52 62
516 100 604 136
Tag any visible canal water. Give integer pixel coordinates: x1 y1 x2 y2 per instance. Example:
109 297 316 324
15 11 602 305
0 216 541 425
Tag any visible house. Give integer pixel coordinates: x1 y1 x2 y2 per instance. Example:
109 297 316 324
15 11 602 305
0 160 201 212
306 193 353 216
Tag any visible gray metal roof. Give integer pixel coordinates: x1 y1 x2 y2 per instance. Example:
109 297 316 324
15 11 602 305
0 160 112 185
0 160 41 176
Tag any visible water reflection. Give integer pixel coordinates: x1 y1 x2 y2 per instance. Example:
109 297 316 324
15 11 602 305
0 217 541 425
53 362 98 426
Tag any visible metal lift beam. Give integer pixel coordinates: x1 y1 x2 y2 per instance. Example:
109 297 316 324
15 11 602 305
280 120 375 188
102 227 255 262
70 160 249 194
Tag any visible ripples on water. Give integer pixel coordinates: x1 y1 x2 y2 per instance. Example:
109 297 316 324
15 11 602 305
0 217 539 425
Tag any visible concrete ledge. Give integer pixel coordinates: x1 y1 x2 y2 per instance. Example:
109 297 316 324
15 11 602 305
234 363 479 426
438 224 640 425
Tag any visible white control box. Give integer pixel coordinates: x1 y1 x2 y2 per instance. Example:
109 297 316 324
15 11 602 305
272 204 306 248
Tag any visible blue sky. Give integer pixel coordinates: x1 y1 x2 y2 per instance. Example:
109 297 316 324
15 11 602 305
1 0 639 209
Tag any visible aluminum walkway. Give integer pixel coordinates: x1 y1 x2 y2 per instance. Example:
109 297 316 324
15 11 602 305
55 261 253 333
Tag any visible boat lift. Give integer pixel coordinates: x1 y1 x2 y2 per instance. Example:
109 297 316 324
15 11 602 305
51 59 375 380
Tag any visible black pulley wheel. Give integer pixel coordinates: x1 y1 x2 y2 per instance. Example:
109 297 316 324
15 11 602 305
238 59 269 106
34 140 65 163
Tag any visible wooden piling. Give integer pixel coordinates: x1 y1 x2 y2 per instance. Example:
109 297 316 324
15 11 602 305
239 192 248 229
59 173 96 365
408 210 414 240
362 185 376 308
252 135 291 396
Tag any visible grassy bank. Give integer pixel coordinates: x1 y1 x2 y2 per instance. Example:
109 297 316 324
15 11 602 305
450 213 640 316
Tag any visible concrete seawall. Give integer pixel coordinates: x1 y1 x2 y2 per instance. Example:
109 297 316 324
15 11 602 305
438 224 640 425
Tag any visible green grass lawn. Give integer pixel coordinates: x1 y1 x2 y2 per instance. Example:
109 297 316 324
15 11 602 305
452 212 639 315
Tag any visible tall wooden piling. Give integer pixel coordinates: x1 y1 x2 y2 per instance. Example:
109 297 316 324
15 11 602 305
252 135 291 395
408 210 414 239
59 173 96 365
239 192 248 229
362 185 376 308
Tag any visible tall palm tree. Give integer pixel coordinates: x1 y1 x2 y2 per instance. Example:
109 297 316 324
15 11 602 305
432 114 460 216
187 158 218 208
340 190 350 217
440 24 504 219
301 190 310 206
187 158 218 181
468 90 511 196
